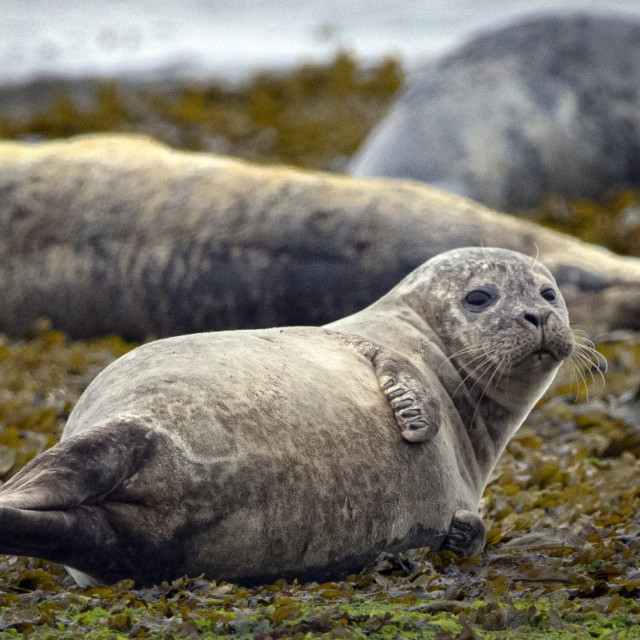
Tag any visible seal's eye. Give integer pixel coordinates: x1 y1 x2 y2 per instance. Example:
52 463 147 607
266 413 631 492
540 287 557 303
463 288 496 311
466 291 492 306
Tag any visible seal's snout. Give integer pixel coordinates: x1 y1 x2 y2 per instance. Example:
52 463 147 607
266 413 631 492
523 310 551 329
521 308 574 364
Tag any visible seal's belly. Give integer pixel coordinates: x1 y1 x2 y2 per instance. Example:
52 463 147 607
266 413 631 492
190 428 474 582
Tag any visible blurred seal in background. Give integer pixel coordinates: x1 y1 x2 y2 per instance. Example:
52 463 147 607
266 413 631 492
350 13 640 211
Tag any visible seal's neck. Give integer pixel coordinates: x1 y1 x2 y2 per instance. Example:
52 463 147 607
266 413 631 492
327 297 439 369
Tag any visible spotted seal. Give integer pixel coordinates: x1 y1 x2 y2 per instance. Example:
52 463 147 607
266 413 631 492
0 248 574 586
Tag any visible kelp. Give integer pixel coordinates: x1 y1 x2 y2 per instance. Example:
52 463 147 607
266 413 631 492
520 191 640 258
0 319 135 478
0 322 639 637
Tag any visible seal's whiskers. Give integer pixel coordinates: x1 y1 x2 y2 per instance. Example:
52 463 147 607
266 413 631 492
567 357 591 401
572 333 607 384
438 344 486 372
528 243 542 274
453 351 502 399
471 352 508 424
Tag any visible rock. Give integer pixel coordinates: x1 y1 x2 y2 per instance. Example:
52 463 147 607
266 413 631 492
350 13 640 211
1 133 640 339
500 529 585 550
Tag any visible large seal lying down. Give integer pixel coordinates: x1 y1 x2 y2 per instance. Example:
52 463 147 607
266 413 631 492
0 248 574 586
350 13 640 210
2 135 640 337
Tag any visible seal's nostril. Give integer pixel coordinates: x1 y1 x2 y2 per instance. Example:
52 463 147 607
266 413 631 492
524 313 539 327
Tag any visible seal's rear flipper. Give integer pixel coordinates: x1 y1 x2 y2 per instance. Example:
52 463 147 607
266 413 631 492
0 500 145 584
0 420 158 581
0 503 113 566
0 420 156 510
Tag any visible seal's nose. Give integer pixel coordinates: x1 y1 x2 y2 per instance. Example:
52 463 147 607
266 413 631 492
523 311 550 328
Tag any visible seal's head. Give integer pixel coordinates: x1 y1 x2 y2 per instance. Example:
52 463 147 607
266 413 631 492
401 247 574 411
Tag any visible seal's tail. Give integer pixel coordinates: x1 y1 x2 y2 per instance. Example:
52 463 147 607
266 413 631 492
0 421 156 581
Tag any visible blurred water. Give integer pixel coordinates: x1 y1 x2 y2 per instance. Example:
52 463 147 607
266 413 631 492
2 0 640 85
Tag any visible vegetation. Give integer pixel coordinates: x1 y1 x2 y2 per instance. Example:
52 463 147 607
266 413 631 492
520 191 640 258
0 52 402 173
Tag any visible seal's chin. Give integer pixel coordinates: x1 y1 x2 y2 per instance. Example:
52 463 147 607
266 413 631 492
519 349 564 375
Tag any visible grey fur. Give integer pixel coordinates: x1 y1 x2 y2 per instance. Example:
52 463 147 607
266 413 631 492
1 135 640 337
350 13 640 210
0 248 573 586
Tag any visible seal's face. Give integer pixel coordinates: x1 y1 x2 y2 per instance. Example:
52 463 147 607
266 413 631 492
419 248 574 404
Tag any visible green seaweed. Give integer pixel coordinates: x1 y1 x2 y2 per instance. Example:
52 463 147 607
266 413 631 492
0 319 136 479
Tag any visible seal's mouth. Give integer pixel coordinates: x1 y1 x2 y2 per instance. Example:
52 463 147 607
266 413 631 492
531 348 557 360
512 347 561 368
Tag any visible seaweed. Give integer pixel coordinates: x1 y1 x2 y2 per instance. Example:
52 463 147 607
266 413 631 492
520 190 640 258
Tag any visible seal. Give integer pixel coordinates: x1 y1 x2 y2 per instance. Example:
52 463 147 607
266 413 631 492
350 13 640 210
0 248 573 586
2 135 640 338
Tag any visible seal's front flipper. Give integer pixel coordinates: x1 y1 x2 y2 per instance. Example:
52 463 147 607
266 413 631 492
441 509 486 557
372 351 441 443
325 329 441 444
